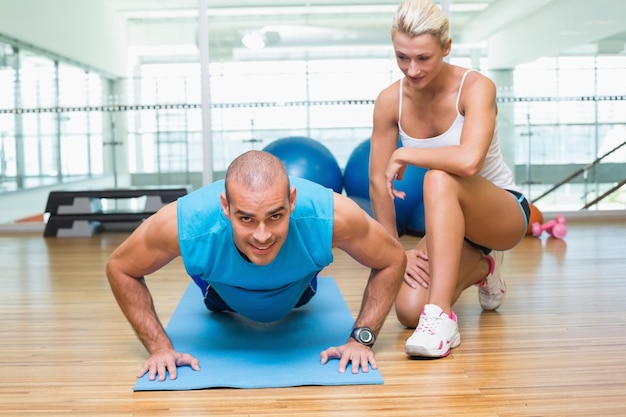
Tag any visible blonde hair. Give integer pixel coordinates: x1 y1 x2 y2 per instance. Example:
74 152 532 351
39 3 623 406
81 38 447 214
392 0 450 47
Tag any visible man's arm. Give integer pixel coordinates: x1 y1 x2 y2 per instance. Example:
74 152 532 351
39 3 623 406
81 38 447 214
320 193 406 373
105 202 199 380
332 193 406 335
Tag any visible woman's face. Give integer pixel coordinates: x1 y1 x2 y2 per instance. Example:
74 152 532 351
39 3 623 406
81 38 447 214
392 32 450 88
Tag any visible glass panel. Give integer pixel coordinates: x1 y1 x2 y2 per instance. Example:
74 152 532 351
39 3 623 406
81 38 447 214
1 37 625 216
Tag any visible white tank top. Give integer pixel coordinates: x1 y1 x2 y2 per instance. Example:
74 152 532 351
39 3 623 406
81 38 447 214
398 69 519 192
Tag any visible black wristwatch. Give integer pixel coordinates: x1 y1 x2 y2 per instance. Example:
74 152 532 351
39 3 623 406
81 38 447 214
351 327 376 347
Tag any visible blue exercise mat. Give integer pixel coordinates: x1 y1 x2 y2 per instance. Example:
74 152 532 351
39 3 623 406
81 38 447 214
133 277 384 390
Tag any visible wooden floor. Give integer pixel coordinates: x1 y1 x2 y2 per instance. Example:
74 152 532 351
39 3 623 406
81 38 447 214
1 218 625 417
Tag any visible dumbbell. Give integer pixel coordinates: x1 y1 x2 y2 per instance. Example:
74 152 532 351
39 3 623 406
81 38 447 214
531 215 567 239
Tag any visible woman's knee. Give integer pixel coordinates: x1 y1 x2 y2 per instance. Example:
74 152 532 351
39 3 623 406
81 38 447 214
394 284 426 328
395 305 419 329
423 169 458 199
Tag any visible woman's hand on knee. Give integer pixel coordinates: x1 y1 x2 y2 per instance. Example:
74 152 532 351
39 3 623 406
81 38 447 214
404 249 430 289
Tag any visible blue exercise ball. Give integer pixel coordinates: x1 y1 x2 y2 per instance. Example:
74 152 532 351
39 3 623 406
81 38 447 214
393 164 427 230
263 136 344 194
343 139 370 199
343 138 426 231
406 200 426 236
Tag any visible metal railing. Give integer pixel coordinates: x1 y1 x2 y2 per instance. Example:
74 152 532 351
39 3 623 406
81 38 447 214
531 140 626 210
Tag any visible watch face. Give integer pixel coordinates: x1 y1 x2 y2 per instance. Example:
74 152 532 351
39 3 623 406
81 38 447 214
352 327 375 346
360 329 373 343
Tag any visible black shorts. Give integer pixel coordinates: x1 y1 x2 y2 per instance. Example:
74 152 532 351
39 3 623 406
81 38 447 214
201 274 319 313
465 189 530 256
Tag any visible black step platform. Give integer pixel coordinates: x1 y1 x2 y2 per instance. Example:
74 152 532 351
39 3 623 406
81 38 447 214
43 186 190 237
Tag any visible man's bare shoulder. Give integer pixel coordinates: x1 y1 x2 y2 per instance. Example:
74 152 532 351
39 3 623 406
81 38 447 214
141 202 181 255
330 193 370 243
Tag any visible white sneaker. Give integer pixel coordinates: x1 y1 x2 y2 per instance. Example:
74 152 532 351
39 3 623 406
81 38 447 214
405 304 461 358
478 251 506 311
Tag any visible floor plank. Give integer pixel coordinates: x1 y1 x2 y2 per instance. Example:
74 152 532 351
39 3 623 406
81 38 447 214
1 218 625 416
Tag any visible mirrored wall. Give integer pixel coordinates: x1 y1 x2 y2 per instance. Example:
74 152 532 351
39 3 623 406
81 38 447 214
0 41 112 194
1 38 625 222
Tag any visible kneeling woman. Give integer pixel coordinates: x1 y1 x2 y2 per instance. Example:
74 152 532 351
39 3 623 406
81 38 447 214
369 0 530 358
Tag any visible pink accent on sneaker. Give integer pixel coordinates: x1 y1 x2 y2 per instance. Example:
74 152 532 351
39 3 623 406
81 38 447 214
478 251 506 310
486 253 495 275
405 304 461 358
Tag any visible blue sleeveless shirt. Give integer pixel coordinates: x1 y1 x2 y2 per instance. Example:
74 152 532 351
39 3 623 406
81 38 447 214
177 176 334 322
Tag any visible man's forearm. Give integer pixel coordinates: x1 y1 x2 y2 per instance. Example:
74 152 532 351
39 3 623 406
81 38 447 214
108 273 173 354
353 267 403 336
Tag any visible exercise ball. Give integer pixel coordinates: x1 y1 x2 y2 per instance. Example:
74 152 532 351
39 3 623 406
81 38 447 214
343 138 426 231
343 139 371 199
527 203 543 235
393 165 426 228
263 136 344 194
405 201 426 236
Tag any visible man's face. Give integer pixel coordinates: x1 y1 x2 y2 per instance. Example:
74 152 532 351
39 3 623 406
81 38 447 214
221 179 296 266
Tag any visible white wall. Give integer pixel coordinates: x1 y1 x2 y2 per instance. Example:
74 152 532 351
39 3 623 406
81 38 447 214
0 0 126 77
